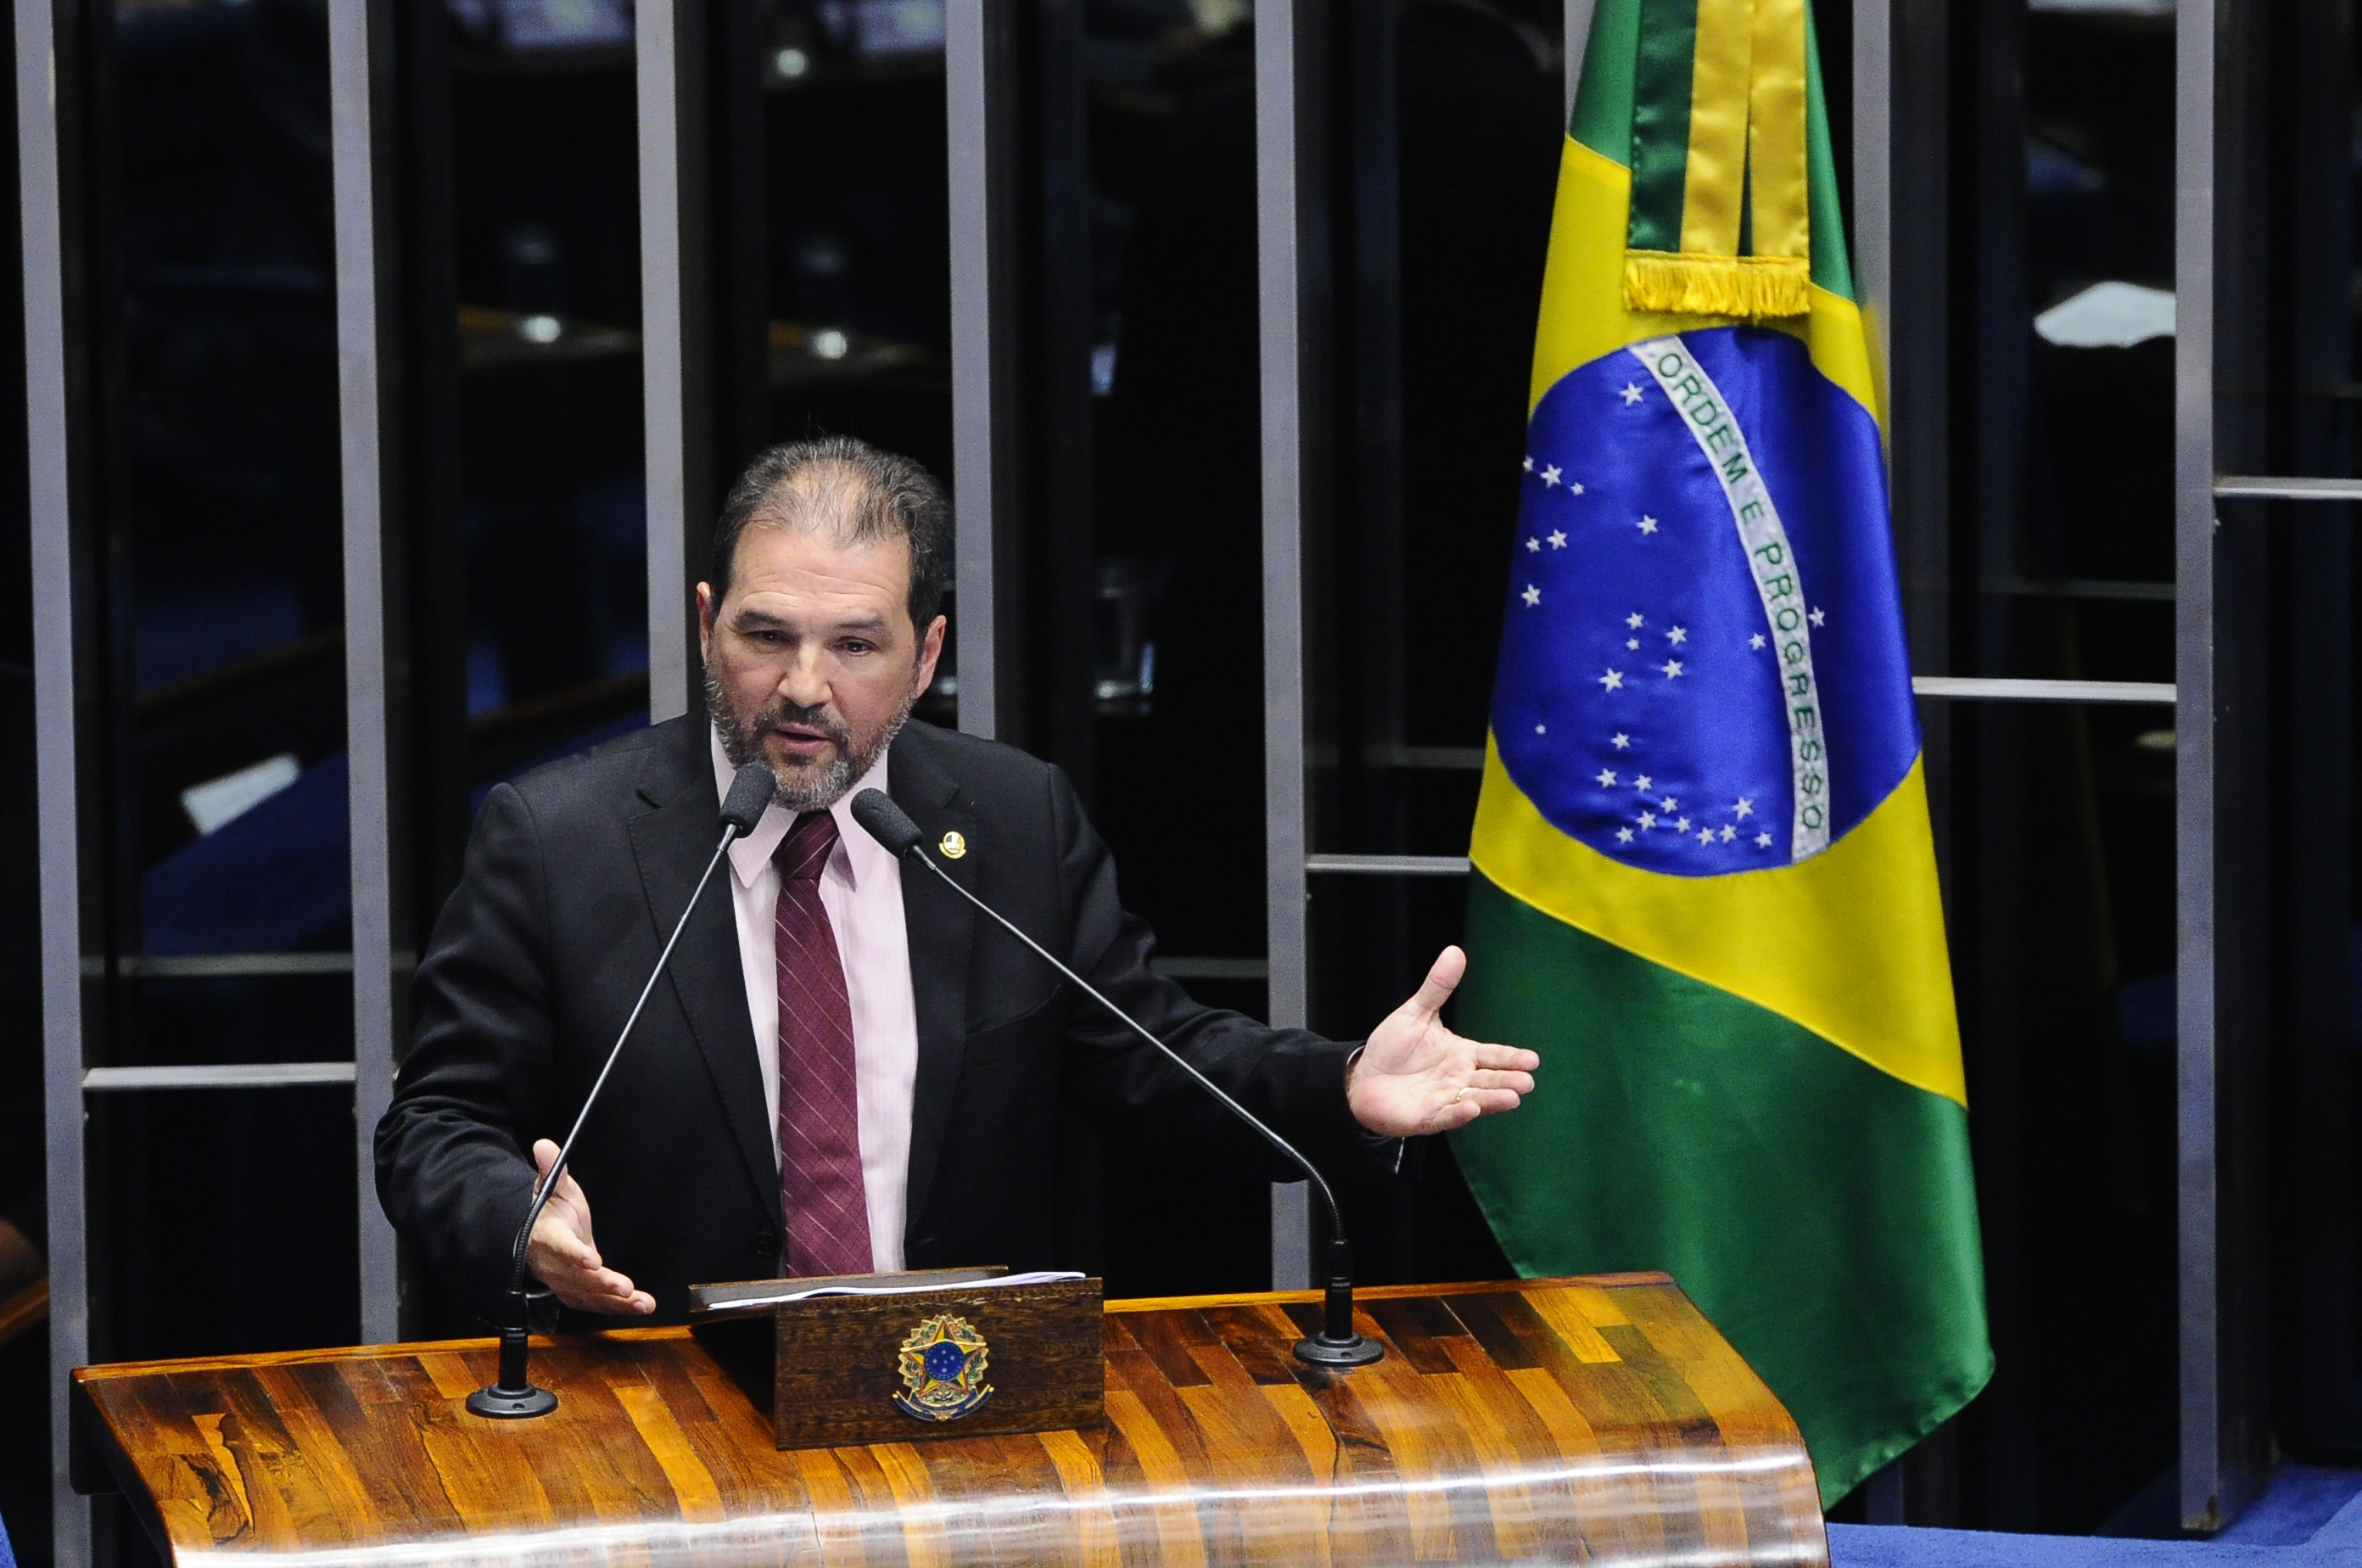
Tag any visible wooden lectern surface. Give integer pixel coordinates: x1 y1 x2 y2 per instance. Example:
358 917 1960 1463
74 1274 1827 1568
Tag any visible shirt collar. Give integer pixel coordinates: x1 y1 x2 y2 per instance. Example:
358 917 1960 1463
711 725 891 890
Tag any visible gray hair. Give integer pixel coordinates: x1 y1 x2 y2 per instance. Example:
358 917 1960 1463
708 435 951 632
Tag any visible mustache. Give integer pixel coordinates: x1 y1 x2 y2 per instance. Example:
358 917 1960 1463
753 697 851 750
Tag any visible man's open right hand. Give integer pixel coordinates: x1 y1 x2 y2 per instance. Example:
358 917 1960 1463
524 1139 655 1315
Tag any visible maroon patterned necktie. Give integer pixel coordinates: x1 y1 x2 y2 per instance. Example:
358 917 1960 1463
774 809 872 1277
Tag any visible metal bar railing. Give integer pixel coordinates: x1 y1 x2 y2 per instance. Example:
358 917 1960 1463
2176 0 2241 1532
1257 0 1314 1292
947 0 1003 740
18 0 91 1545
1307 855 1472 876
637 0 692 725
2214 474 2362 501
1910 676 2176 704
83 1064 361 1093
327 0 400 1345
87 954 361 979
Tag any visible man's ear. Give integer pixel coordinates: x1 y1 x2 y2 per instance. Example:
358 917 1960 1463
914 614 947 697
696 582 716 664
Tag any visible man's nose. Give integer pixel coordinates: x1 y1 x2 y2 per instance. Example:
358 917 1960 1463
775 647 833 708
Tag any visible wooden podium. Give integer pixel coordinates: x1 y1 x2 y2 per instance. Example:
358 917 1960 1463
72 1273 1828 1566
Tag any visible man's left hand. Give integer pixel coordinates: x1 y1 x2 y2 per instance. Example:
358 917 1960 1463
1346 945 1539 1137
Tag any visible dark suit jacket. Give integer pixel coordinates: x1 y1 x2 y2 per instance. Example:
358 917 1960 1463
375 714 1363 1324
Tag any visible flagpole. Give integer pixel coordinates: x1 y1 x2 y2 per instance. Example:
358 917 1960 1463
1564 0 1596 125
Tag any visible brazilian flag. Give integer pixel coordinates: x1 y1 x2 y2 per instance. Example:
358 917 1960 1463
1449 0 1993 1506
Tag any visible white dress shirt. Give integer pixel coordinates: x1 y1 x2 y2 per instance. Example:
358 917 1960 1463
712 728 920 1270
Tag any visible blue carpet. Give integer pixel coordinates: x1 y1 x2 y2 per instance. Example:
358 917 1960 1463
1830 1468 2362 1566
2216 1468 2362 1548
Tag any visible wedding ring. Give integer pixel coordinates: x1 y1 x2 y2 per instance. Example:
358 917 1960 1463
1452 1086 1467 1106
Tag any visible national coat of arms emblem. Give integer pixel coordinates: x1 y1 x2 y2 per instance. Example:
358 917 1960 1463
893 1313 993 1421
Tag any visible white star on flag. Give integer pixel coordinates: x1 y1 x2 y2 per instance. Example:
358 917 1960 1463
1637 516 1660 535
1720 825 1737 843
1620 383 1643 406
1755 832 1773 848
1675 816 1692 832
1626 613 1643 629
1522 456 1533 472
1697 829 1715 845
1548 529 1567 548
1661 796 1678 809
1534 724 1547 734
1522 585 1542 607
1734 798 1754 818
1616 827 1633 843
1667 626 1687 645
1542 466 1563 488
1626 638 1638 651
1749 633 1766 650
1569 483 1586 496
1810 607 1827 627
1635 774 1654 791
1525 536 1540 552
1661 659 1683 678
1638 811 1656 829
1595 770 1617 787
1611 732 1631 748
1598 669 1624 692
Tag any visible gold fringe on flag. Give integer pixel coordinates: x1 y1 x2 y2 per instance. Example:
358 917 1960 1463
1621 251 1811 318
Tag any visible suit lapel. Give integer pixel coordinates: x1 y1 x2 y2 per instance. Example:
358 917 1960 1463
892 728 977 1233
625 728 777 1221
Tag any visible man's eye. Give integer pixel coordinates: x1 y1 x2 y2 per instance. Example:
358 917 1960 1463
841 640 873 655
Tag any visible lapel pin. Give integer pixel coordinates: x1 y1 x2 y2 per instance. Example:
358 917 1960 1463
938 831 968 860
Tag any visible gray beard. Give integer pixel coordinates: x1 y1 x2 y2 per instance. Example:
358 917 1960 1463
704 665 912 813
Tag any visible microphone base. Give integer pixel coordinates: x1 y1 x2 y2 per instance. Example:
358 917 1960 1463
468 1311 559 1417
1292 1331 1385 1368
466 1383 560 1419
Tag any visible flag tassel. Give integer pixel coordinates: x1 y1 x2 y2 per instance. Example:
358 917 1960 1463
1620 250 1811 320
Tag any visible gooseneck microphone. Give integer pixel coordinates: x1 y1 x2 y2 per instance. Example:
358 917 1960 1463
848 788 1384 1369
468 759 781 1418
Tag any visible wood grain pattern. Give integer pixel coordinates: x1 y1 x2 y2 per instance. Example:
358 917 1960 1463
74 1274 1827 1567
745 1274 1103 1448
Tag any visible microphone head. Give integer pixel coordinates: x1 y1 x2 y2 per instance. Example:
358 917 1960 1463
849 789 926 857
719 762 778 836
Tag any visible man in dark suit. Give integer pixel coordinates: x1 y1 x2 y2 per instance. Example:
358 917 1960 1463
376 437 1536 1324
